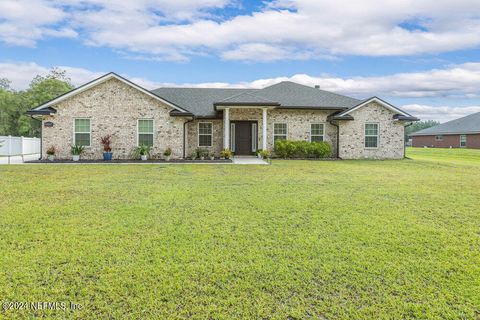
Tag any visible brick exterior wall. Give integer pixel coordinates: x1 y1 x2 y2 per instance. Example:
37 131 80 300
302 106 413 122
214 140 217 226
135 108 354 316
42 78 189 160
412 134 480 149
185 119 223 157
227 108 338 154
40 79 407 160
337 102 405 159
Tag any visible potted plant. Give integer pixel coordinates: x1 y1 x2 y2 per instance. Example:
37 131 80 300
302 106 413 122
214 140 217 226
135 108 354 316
257 150 263 159
100 135 113 161
191 152 197 160
163 147 172 161
134 145 151 161
259 149 271 160
71 145 85 161
46 146 56 161
209 152 215 160
220 149 232 160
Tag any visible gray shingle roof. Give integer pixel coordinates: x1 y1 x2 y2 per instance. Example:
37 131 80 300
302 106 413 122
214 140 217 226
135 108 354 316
151 81 362 117
215 92 279 105
151 88 252 117
252 81 361 109
410 112 480 136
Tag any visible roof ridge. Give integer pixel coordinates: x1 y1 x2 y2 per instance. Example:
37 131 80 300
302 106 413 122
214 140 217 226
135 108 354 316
153 87 258 91
216 89 268 103
260 80 362 102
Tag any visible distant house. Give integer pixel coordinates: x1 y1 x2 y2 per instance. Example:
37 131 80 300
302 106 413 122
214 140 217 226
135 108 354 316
27 72 418 160
411 112 480 148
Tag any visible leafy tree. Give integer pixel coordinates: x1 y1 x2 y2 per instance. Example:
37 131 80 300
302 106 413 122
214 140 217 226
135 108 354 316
0 68 74 137
406 120 440 136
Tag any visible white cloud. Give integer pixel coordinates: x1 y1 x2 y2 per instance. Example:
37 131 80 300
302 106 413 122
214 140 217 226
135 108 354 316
2 60 480 122
0 0 76 46
2 0 480 61
400 104 480 123
0 62 103 89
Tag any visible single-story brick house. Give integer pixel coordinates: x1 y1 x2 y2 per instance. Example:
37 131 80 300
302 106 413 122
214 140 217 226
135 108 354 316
27 72 418 160
411 112 480 149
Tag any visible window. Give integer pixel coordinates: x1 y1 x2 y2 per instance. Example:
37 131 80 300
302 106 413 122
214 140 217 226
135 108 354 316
198 122 212 147
310 123 324 142
74 118 91 146
138 119 154 147
364 123 379 148
273 123 287 142
460 135 467 147
435 135 443 141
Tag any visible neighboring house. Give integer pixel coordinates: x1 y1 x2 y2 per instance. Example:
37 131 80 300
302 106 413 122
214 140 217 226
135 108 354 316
411 112 480 149
27 72 418 160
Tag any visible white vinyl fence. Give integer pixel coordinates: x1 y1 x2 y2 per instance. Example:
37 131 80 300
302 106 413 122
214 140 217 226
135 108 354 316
0 136 41 164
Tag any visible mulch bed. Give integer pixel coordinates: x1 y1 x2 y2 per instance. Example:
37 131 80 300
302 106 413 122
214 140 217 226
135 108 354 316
25 159 233 164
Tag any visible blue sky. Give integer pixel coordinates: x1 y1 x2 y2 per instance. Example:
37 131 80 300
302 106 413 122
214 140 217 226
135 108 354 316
1 0 480 122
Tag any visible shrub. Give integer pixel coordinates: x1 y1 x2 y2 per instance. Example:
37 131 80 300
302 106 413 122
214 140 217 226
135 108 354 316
163 147 172 157
46 146 56 156
274 140 332 159
220 149 232 159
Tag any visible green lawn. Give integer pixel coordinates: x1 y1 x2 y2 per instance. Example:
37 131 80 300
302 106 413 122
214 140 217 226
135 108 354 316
1 148 479 319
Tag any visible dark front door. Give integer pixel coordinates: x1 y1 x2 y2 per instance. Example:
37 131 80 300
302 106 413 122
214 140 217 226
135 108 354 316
234 122 253 155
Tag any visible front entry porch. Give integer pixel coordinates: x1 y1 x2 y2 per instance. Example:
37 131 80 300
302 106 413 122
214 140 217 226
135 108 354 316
230 121 258 155
221 106 271 153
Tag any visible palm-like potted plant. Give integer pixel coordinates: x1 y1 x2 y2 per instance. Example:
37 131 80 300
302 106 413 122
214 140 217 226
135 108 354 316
100 135 113 161
163 147 172 161
209 152 215 160
134 145 151 161
71 145 85 161
46 146 56 161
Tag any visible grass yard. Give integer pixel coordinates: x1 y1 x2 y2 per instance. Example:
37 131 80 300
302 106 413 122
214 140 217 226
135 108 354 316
0 148 479 319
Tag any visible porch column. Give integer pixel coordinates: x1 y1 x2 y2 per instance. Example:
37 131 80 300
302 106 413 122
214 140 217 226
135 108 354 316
262 108 268 150
224 108 230 149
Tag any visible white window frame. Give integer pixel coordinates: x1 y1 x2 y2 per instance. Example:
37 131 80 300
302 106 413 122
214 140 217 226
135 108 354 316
73 118 91 147
137 119 154 147
364 123 379 149
460 135 467 147
198 122 213 147
435 135 443 141
310 123 325 142
273 123 288 143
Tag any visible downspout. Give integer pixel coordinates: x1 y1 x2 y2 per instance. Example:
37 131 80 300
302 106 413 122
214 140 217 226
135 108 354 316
183 117 195 159
329 120 340 159
403 122 413 158
29 115 43 160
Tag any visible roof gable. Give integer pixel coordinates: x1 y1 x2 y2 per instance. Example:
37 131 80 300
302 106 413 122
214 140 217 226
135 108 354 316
32 72 189 113
336 97 411 117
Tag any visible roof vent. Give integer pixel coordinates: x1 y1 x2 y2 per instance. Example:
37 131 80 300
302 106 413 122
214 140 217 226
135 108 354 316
315 85 320 89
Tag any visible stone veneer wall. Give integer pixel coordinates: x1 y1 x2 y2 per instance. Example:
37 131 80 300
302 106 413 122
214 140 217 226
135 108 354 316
185 119 224 157
41 78 188 160
337 102 405 159
228 108 338 154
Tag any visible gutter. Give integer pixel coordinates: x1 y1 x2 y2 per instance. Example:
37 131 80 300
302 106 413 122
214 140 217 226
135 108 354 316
329 120 341 159
183 117 195 158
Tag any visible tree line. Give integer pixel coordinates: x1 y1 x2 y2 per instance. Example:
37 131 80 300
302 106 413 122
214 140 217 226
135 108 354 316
0 68 74 137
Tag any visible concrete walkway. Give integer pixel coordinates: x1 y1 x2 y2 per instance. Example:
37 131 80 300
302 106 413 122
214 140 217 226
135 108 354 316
232 156 268 165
